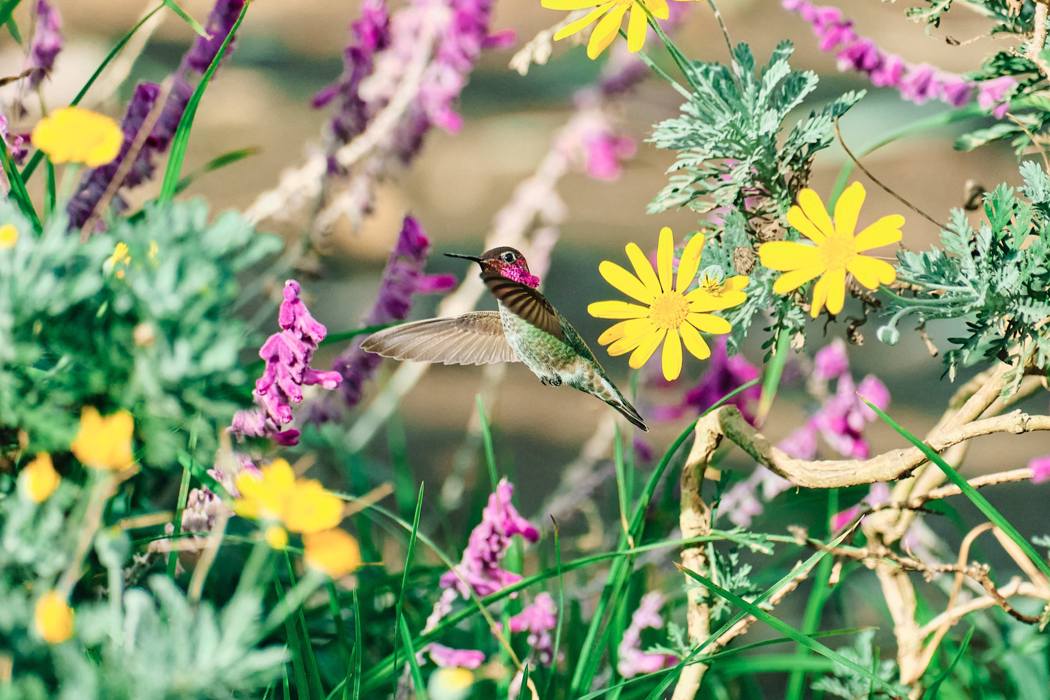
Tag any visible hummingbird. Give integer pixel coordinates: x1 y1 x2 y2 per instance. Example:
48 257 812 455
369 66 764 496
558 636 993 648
361 246 648 431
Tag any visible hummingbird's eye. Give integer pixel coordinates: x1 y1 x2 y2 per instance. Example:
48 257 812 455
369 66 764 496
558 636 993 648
501 252 516 263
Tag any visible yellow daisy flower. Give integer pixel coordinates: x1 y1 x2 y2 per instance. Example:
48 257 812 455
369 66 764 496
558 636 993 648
589 227 749 381
31 107 122 168
303 528 362 579
759 182 903 318
0 223 18 249
233 459 344 535
19 453 60 503
70 407 135 471
541 0 689 60
34 591 74 644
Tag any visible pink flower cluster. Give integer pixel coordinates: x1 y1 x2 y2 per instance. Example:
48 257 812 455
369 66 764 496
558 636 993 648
230 280 343 446
1030 455 1050 484
617 592 677 678
508 593 557 664
784 0 1015 117
719 340 891 528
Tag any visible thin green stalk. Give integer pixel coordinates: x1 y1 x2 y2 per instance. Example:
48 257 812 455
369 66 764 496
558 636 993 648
756 326 791 425
543 518 565 699
167 461 193 577
398 616 429 699
263 568 328 638
477 395 499 490
0 137 41 230
157 1 250 201
392 484 425 669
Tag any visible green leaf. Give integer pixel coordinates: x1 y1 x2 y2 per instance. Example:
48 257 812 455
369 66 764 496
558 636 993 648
0 0 23 27
397 616 429 699
163 0 208 37
158 1 250 202
923 625 974 699
0 137 41 231
173 146 260 196
865 399 1050 581
392 484 425 670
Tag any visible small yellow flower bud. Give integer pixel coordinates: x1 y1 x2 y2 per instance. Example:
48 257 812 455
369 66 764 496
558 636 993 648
0 224 18 249
303 528 362 579
70 407 135 471
265 525 289 550
19 453 60 503
34 591 74 644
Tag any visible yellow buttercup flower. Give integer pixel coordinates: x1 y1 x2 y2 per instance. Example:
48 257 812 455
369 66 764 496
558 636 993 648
34 591 74 644
759 182 903 318
19 453 60 503
303 528 362 578
589 227 748 381
0 224 18 249
233 459 343 534
31 107 122 167
104 242 132 278
541 0 690 59
70 407 135 471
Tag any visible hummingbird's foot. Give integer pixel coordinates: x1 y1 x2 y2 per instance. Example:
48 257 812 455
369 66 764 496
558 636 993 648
540 377 548 385
549 376 562 386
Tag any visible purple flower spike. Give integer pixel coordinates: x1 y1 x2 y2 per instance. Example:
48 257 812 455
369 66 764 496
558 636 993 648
180 0 247 75
440 478 539 598
784 0 1016 117
509 593 557 664
26 0 62 89
231 280 343 447
618 592 677 678
327 216 452 414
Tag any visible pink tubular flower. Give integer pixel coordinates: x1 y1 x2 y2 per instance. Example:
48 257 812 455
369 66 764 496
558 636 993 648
618 592 677 678
582 131 637 181
1030 455 1050 484
230 280 343 446
784 0 1015 116
508 593 557 664
428 643 485 669
813 339 849 381
440 478 539 597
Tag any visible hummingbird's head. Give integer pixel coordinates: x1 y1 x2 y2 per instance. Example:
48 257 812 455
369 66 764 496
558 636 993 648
445 247 540 288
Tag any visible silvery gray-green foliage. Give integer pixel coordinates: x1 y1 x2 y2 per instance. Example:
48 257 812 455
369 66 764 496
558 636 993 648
648 41 862 217
811 629 896 700
58 576 286 700
880 161 1050 388
0 200 281 465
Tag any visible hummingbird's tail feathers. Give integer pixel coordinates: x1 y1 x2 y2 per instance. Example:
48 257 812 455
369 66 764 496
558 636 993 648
606 395 649 432
361 312 521 366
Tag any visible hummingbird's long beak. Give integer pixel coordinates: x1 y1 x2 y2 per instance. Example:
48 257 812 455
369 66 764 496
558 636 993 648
444 252 483 264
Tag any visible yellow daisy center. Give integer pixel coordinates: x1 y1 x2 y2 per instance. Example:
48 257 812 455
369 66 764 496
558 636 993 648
650 292 690 330
821 235 855 271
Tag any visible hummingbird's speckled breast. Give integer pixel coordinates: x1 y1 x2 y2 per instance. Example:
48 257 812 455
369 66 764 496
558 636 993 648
498 303 578 381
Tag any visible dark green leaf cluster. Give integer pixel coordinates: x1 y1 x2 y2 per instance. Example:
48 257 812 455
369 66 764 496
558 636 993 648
881 162 1050 385
648 41 862 218
0 200 281 465
811 629 897 700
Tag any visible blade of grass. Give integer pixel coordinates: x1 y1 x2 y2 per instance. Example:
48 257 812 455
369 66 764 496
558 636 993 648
275 573 313 700
393 484 425 670
0 0 22 27
157 1 250 202
476 395 498 490
283 552 324 700
350 587 363 700
543 517 565 699
325 580 352 668
612 425 631 543
172 145 259 195
864 399 1050 580
5 14 21 43
785 488 838 699
20 3 167 183
44 159 56 215
397 615 429 699
923 625 974 699
162 0 207 36
0 137 41 230
756 326 790 425
167 460 193 577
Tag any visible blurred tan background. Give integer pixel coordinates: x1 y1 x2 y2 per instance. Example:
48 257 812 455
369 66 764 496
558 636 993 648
8 0 1046 505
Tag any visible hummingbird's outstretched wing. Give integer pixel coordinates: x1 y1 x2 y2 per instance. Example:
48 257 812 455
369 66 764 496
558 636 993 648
361 312 520 365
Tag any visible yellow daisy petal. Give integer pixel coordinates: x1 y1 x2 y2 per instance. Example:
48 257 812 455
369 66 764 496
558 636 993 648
853 215 904 252
679 321 711 360
823 267 847 315
724 275 749 292
284 480 344 534
599 260 655 304
675 233 705 292
626 3 648 52
796 188 835 241
587 2 628 59
656 226 674 292
688 313 732 335
643 0 670 19
628 327 666 369
553 2 614 40
772 266 823 295
833 182 866 238
810 273 830 318
602 319 653 354
661 328 683 381
588 300 650 319
847 255 897 289
625 242 662 296
759 240 821 271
